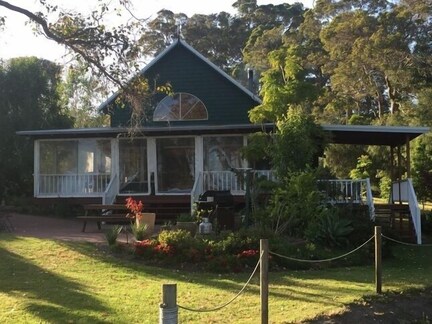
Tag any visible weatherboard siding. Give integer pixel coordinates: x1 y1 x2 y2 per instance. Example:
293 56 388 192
110 42 258 127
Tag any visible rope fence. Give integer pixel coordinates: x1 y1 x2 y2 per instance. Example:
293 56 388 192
269 235 374 263
177 251 263 313
160 227 432 324
381 234 432 247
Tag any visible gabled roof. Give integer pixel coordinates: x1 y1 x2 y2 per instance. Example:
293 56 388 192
98 39 261 112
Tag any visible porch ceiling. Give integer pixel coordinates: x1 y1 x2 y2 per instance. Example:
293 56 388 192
322 124 430 146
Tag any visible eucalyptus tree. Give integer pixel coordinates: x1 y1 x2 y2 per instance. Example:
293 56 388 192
0 57 73 200
0 0 154 123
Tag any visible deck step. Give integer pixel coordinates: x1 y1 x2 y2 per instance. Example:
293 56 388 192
373 203 415 241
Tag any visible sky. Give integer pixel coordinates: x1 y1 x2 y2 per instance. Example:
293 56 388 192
0 0 314 63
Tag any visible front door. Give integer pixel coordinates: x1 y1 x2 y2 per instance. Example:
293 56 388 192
156 137 195 193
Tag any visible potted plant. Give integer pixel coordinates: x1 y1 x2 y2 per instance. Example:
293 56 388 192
125 197 155 237
176 213 197 236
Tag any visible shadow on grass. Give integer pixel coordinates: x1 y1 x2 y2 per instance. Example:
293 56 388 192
0 246 110 323
57 240 379 308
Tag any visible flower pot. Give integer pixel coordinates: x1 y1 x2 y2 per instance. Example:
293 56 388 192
136 212 156 235
176 221 197 236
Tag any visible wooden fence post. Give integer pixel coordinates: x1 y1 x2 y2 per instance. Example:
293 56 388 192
160 283 178 324
375 226 382 294
260 239 269 324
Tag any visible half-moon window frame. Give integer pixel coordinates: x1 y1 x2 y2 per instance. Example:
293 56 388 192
153 93 208 122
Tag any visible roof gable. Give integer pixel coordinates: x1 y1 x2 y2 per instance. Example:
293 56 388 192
99 39 261 125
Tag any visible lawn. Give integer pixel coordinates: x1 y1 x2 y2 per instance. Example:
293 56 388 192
0 234 431 323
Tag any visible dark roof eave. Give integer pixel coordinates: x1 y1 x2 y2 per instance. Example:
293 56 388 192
16 124 275 139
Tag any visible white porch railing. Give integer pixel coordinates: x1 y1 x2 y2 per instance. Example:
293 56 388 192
191 172 203 213
202 170 276 193
391 179 422 244
191 170 275 208
102 174 118 205
37 173 111 196
318 179 375 220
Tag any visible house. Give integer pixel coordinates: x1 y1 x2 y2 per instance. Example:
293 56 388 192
17 39 429 243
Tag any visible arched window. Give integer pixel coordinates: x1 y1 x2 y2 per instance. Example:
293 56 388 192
153 93 208 121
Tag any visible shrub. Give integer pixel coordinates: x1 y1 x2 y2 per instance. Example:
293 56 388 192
158 229 193 250
105 225 123 246
131 223 149 241
305 209 354 248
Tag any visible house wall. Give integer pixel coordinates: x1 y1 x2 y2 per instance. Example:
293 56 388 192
110 43 259 127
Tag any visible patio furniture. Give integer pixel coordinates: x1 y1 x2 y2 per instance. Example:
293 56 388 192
0 213 13 232
77 204 130 232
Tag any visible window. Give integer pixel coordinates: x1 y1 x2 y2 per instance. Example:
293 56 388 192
119 139 148 193
203 136 243 171
153 93 208 121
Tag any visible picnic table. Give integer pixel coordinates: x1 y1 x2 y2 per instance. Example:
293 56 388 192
77 204 131 232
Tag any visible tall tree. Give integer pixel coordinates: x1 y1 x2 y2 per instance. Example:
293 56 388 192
0 57 73 200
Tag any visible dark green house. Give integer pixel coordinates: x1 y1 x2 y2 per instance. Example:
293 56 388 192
18 39 272 205
17 39 429 243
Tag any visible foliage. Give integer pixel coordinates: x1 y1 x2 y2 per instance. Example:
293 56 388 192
271 107 326 177
176 213 196 223
241 132 272 169
130 223 148 241
125 197 143 215
105 225 123 246
412 140 432 207
157 229 193 250
349 155 373 179
0 57 73 201
265 171 325 237
379 174 392 201
305 210 354 248
59 61 109 128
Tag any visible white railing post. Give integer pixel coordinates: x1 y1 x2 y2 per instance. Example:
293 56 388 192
407 179 422 244
191 172 203 213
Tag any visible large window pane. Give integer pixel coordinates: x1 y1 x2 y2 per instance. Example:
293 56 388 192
40 141 78 174
119 139 148 193
203 136 243 171
157 138 195 193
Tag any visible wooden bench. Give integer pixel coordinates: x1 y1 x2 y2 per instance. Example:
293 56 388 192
76 215 131 232
78 204 130 232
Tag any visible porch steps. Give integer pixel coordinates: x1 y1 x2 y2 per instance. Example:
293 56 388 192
374 203 415 242
115 196 191 225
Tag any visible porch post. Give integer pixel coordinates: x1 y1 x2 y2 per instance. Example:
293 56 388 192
405 135 411 178
148 138 157 194
111 138 119 196
397 145 402 204
34 140 40 197
195 136 203 182
390 146 395 182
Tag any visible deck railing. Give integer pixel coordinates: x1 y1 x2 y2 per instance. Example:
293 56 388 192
391 179 422 244
202 170 276 193
102 174 118 205
37 173 111 196
191 170 276 209
318 179 375 220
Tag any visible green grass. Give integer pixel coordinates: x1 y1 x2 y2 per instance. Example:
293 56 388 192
0 235 431 323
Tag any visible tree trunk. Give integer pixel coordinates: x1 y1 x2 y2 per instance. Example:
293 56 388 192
385 75 399 114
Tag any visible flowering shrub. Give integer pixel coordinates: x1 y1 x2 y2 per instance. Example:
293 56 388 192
237 249 260 267
134 239 175 258
125 197 145 225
